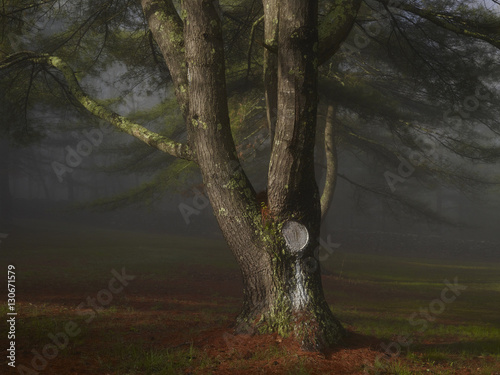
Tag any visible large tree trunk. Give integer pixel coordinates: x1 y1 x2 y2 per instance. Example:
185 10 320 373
234 224 345 351
145 0 345 351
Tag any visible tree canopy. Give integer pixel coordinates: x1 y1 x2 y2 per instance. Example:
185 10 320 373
2 0 499 223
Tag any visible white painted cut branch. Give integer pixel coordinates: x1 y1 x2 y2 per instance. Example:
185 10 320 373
282 221 309 254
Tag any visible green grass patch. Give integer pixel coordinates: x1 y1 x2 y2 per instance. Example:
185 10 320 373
2 219 499 373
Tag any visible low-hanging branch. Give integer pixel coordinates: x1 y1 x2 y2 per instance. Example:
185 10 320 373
0 51 195 161
375 0 500 50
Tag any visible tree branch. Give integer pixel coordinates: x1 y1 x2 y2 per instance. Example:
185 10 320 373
318 0 363 65
374 0 500 50
141 0 190 119
1 52 194 161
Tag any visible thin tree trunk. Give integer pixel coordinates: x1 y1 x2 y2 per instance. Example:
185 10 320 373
263 0 278 144
320 103 338 222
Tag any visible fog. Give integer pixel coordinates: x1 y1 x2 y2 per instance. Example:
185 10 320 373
1 124 499 262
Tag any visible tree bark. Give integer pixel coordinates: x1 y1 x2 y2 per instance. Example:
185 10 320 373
141 0 190 120
177 0 345 351
181 0 275 332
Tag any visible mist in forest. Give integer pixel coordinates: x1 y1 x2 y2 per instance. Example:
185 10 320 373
1 125 499 262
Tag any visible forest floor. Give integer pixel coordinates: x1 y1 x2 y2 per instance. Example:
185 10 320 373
1 219 499 374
